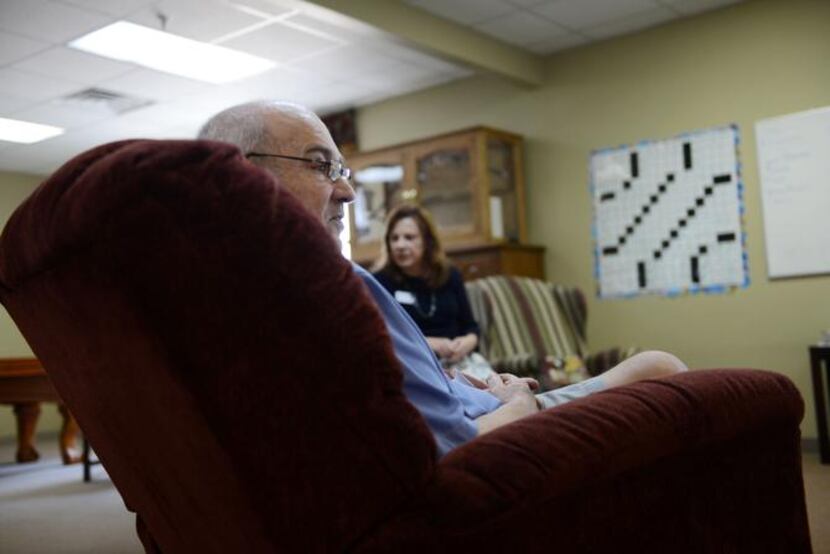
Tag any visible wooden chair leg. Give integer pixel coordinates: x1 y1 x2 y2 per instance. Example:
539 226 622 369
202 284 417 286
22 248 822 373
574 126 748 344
13 402 40 463
58 404 81 465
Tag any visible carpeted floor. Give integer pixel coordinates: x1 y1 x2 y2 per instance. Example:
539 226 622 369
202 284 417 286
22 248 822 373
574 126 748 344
0 439 142 554
1 437 829 553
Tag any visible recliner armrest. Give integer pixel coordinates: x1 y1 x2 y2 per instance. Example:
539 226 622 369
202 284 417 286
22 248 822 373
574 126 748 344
430 369 803 518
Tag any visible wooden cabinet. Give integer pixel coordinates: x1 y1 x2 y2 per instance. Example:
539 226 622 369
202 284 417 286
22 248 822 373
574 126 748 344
448 243 545 281
348 127 529 262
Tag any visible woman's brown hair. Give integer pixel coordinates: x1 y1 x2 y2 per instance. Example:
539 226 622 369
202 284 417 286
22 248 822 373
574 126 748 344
372 204 451 288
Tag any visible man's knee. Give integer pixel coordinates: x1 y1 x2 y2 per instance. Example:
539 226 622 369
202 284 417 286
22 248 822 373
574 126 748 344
633 350 688 378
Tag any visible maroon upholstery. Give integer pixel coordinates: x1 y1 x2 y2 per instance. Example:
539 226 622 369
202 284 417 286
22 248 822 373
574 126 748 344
0 140 811 553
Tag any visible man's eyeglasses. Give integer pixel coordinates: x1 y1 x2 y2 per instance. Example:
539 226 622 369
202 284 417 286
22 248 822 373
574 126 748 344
245 152 351 182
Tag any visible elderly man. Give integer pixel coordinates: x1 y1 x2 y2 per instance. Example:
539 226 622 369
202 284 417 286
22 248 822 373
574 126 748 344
197 101 687 456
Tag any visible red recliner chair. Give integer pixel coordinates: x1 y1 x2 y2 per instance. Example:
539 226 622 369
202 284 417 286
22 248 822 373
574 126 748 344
0 140 811 553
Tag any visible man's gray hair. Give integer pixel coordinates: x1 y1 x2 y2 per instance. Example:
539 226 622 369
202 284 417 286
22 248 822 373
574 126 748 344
196 101 270 153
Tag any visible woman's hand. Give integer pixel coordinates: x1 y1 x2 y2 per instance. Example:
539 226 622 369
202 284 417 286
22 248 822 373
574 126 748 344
446 333 478 363
426 337 455 360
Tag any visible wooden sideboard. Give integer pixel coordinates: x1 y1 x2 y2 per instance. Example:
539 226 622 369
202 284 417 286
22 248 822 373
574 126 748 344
0 358 80 464
448 243 545 281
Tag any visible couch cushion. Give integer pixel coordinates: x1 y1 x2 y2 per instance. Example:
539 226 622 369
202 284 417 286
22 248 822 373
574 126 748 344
467 276 587 371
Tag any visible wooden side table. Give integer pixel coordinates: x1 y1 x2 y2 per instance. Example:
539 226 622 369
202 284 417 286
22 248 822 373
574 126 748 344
0 358 80 464
809 345 830 464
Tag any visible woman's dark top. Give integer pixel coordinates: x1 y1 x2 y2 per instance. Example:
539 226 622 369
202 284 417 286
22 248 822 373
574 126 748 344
373 267 479 340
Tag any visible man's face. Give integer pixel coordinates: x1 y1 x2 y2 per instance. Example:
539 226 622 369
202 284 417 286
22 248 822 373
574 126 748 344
256 107 355 248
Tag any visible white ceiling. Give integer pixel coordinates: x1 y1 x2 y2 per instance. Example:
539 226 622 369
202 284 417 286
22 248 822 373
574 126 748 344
0 0 741 175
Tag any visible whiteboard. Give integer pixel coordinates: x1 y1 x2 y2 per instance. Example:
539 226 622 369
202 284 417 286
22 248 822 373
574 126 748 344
756 106 830 279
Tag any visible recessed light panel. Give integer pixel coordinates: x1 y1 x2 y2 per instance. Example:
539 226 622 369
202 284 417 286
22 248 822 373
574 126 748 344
69 21 276 84
0 117 64 144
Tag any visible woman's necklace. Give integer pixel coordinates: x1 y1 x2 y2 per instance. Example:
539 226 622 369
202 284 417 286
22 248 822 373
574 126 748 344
413 291 437 318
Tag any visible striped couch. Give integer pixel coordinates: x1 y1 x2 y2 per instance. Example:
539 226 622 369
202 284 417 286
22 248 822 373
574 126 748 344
465 276 637 389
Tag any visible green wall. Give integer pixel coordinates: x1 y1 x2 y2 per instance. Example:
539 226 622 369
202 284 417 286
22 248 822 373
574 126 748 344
0 171 51 441
357 0 830 438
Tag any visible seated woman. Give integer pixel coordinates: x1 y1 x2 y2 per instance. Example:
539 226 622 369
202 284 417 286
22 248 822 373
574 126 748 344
372 205 490 379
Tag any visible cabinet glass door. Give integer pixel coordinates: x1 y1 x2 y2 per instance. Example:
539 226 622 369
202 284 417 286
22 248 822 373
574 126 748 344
414 136 476 237
487 137 520 242
352 161 405 248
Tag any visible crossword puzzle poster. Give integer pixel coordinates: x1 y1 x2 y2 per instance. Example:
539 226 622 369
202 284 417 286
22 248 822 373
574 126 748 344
590 125 749 298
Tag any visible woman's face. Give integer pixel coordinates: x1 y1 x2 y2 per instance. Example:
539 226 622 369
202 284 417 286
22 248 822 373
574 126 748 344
389 217 425 276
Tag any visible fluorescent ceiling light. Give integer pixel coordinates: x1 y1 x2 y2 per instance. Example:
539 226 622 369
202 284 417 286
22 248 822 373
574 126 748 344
0 117 64 144
69 21 276 84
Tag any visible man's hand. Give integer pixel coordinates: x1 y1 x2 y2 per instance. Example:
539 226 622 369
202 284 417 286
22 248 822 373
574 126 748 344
462 371 540 392
475 374 539 435
483 373 537 405
498 373 540 392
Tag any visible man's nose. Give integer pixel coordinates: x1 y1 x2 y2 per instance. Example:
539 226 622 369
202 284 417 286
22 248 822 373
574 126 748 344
334 176 356 203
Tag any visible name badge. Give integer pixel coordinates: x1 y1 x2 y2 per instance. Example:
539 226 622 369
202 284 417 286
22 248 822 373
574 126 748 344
394 290 416 305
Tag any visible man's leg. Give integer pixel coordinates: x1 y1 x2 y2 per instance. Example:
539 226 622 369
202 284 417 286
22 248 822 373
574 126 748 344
536 350 687 410
599 350 687 388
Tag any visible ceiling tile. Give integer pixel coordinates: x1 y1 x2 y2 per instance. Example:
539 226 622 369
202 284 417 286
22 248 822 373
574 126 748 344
583 5 677 40
152 121 203 140
100 69 210 101
170 89 261 118
293 44 401 78
475 10 568 46
504 0 549 7
226 0 298 17
0 31 50 66
112 101 208 130
208 66 333 106
12 101 112 129
404 0 515 26
222 21 341 63
0 93 40 115
0 68 82 103
74 118 159 143
525 31 589 54
530 0 658 30
126 0 266 42
171 65 334 118
282 12 375 44
378 43 465 74
12 47 135 85
353 61 437 90
57 0 154 18
659 0 742 16
0 0 113 43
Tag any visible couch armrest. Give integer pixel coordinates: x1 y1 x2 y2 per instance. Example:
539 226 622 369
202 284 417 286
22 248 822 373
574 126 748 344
432 368 803 517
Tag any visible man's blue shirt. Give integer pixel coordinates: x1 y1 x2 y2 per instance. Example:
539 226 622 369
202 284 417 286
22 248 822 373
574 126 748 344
353 264 501 457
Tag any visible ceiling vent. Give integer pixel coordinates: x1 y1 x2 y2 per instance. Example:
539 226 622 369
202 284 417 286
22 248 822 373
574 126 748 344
56 88 154 115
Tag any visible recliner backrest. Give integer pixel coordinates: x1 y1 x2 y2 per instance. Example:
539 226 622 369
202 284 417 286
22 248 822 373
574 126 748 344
0 140 436 553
